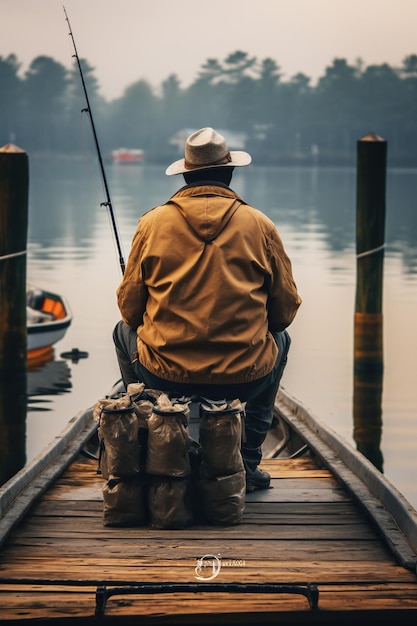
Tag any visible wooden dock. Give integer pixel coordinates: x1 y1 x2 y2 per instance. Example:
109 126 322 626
1 390 417 624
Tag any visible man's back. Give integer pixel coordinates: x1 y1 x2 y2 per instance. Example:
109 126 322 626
117 181 300 385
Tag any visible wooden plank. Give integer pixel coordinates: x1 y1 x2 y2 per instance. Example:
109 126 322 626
1 559 415 584
0 539 392 566
29 502 361 524
1 585 417 623
4 516 378 541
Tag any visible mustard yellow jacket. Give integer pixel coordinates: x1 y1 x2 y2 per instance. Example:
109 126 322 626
117 183 301 384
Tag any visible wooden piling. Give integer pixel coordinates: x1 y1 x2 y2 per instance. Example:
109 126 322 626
353 133 387 471
0 144 28 484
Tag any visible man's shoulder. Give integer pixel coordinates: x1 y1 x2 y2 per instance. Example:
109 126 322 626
238 202 275 226
140 202 171 219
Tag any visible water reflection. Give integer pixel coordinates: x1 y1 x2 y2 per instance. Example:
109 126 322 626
28 156 104 258
27 353 72 412
353 313 384 472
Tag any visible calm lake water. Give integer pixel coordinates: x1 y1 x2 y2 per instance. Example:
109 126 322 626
25 155 417 509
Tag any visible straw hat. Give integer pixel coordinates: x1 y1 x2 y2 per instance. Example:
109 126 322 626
165 127 252 176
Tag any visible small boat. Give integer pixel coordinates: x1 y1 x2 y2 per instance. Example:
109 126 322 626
27 286 72 363
0 382 417 624
111 148 144 164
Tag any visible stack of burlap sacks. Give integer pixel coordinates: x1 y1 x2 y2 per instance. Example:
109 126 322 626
93 383 246 529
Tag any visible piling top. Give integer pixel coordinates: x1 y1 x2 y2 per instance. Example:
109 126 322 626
359 133 386 142
0 144 26 153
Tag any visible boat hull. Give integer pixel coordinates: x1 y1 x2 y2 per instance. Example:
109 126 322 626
26 286 72 361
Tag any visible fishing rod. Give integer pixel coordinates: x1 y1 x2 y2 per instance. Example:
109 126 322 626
63 6 125 275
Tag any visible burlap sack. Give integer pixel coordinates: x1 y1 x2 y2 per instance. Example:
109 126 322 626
199 403 244 479
146 394 191 477
102 476 148 527
199 470 246 525
98 407 141 478
148 476 193 529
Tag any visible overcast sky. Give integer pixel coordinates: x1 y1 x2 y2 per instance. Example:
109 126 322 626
1 0 417 100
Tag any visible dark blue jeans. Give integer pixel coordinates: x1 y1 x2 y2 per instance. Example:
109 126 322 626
113 321 291 471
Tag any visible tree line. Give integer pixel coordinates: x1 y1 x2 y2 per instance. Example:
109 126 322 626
1 50 417 165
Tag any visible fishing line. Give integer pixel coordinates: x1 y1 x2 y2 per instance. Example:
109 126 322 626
63 6 126 275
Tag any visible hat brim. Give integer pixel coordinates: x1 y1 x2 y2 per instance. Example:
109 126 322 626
165 150 252 176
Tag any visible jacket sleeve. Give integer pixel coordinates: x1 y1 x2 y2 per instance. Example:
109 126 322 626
116 225 148 330
266 227 302 332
